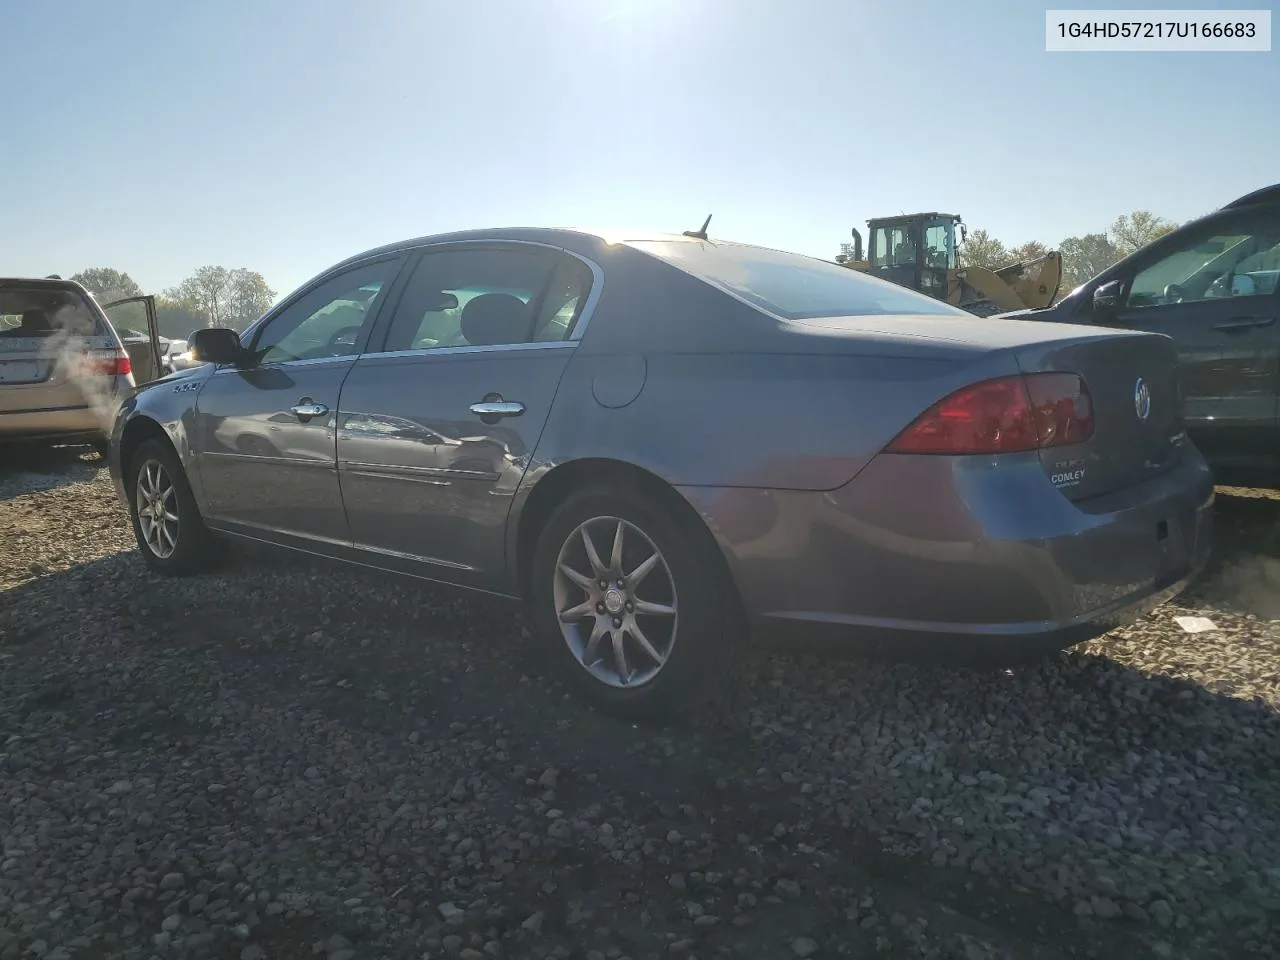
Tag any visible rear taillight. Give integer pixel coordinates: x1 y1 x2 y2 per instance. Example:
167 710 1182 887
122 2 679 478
78 350 132 377
886 372 1094 455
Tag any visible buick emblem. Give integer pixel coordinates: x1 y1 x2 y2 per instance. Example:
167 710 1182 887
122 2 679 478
1134 378 1151 421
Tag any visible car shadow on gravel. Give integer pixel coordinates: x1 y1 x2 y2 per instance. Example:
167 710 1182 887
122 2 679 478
0 442 105 500
1184 487 1280 620
2 535 1278 959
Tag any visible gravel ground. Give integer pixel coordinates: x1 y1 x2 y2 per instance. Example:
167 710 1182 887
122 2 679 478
2 448 1279 960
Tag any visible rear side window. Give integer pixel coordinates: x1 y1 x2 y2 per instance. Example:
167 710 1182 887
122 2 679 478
381 246 565 352
0 284 104 341
626 239 966 320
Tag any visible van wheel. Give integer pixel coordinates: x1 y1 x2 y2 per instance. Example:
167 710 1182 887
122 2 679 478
528 485 734 723
127 438 219 576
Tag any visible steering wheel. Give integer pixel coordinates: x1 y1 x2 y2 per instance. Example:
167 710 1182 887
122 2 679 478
1163 283 1187 303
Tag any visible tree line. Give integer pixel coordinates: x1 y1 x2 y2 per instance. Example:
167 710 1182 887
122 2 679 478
69 266 277 341
960 210 1181 298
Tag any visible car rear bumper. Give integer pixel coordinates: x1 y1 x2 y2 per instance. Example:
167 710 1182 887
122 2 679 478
0 404 105 444
680 446 1215 662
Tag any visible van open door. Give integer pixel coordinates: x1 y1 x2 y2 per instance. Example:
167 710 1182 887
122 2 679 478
102 295 164 386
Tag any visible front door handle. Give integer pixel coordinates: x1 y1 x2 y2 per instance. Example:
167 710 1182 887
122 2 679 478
290 398 329 422
1214 315 1275 332
470 400 525 419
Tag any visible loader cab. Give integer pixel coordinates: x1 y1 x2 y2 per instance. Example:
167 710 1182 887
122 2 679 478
867 213 960 301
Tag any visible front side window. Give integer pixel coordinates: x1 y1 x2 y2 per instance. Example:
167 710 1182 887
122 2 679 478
251 259 400 365
627 239 965 320
1123 214 1280 308
872 225 915 267
382 246 573 352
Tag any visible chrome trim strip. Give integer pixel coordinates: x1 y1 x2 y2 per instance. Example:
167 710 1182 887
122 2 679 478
340 460 498 482
344 469 450 486
207 516 350 549
212 515 475 572
210 355 357 375
360 340 576 362
207 524 511 592
351 541 476 571
202 451 335 469
221 239 604 362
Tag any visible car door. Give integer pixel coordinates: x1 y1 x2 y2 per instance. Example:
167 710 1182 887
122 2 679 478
193 255 406 546
101 295 164 386
1095 209 1280 471
336 243 595 590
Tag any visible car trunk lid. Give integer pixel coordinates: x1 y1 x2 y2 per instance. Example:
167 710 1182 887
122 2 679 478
1012 329 1183 501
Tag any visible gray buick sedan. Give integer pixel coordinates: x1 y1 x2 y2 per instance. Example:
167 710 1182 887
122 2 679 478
107 228 1214 719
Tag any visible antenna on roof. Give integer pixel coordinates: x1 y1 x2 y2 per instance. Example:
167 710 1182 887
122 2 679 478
682 214 712 240
45 274 62 280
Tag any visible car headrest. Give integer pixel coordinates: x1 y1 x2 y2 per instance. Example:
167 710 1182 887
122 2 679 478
460 293 531 347
20 309 52 333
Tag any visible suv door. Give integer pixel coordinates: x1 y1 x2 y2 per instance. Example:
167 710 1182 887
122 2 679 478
1090 209 1280 478
193 256 406 546
336 243 595 589
101 295 164 386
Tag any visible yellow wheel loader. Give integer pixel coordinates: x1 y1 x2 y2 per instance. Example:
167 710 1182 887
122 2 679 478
835 212 1062 316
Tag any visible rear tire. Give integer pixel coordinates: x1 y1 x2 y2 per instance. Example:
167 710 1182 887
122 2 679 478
528 484 736 723
127 438 220 576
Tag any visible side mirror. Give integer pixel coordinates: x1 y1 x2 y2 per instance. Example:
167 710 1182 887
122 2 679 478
1092 280 1122 317
190 327 247 366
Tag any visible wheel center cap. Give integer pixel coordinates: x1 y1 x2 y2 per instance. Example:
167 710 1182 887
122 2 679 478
603 588 625 615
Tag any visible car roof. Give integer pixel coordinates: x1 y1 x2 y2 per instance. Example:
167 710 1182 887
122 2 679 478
327 228 791 272
0 276 91 294
1222 183 1280 210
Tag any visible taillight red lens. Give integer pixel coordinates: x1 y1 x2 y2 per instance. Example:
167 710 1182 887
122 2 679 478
886 373 1094 455
78 351 132 377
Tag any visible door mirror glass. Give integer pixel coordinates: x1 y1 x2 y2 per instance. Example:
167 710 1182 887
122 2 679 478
1093 280 1122 317
190 327 247 366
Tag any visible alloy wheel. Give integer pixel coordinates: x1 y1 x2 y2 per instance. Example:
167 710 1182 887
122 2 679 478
135 459 179 559
553 516 679 689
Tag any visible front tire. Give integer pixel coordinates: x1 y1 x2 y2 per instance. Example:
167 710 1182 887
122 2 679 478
528 485 736 723
127 438 219 576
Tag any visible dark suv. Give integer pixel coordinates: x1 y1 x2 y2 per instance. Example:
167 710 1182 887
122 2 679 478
998 184 1280 488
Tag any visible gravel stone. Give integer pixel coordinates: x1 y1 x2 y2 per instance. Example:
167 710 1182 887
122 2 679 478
2 459 1278 960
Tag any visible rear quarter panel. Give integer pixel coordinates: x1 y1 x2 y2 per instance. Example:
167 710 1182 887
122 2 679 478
526 249 1026 492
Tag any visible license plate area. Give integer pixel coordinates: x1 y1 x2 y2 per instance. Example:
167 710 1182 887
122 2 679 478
0 359 47 384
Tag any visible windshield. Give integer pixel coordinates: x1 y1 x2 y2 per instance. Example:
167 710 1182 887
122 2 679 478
627 239 965 320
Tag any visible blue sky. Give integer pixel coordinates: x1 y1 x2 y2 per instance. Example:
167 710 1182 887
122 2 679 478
3 0 1276 301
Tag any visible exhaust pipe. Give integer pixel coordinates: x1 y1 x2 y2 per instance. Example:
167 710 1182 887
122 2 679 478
849 228 863 262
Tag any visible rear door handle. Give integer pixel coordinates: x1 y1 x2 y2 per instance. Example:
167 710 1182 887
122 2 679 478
290 398 329 421
1214 315 1275 332
470 400 525 419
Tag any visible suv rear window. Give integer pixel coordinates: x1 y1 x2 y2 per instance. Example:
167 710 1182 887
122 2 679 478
0 283 105 340
627 239 965 320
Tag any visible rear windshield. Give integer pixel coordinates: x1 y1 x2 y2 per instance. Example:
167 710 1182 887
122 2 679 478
627 239 966 321
0 284 105 339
